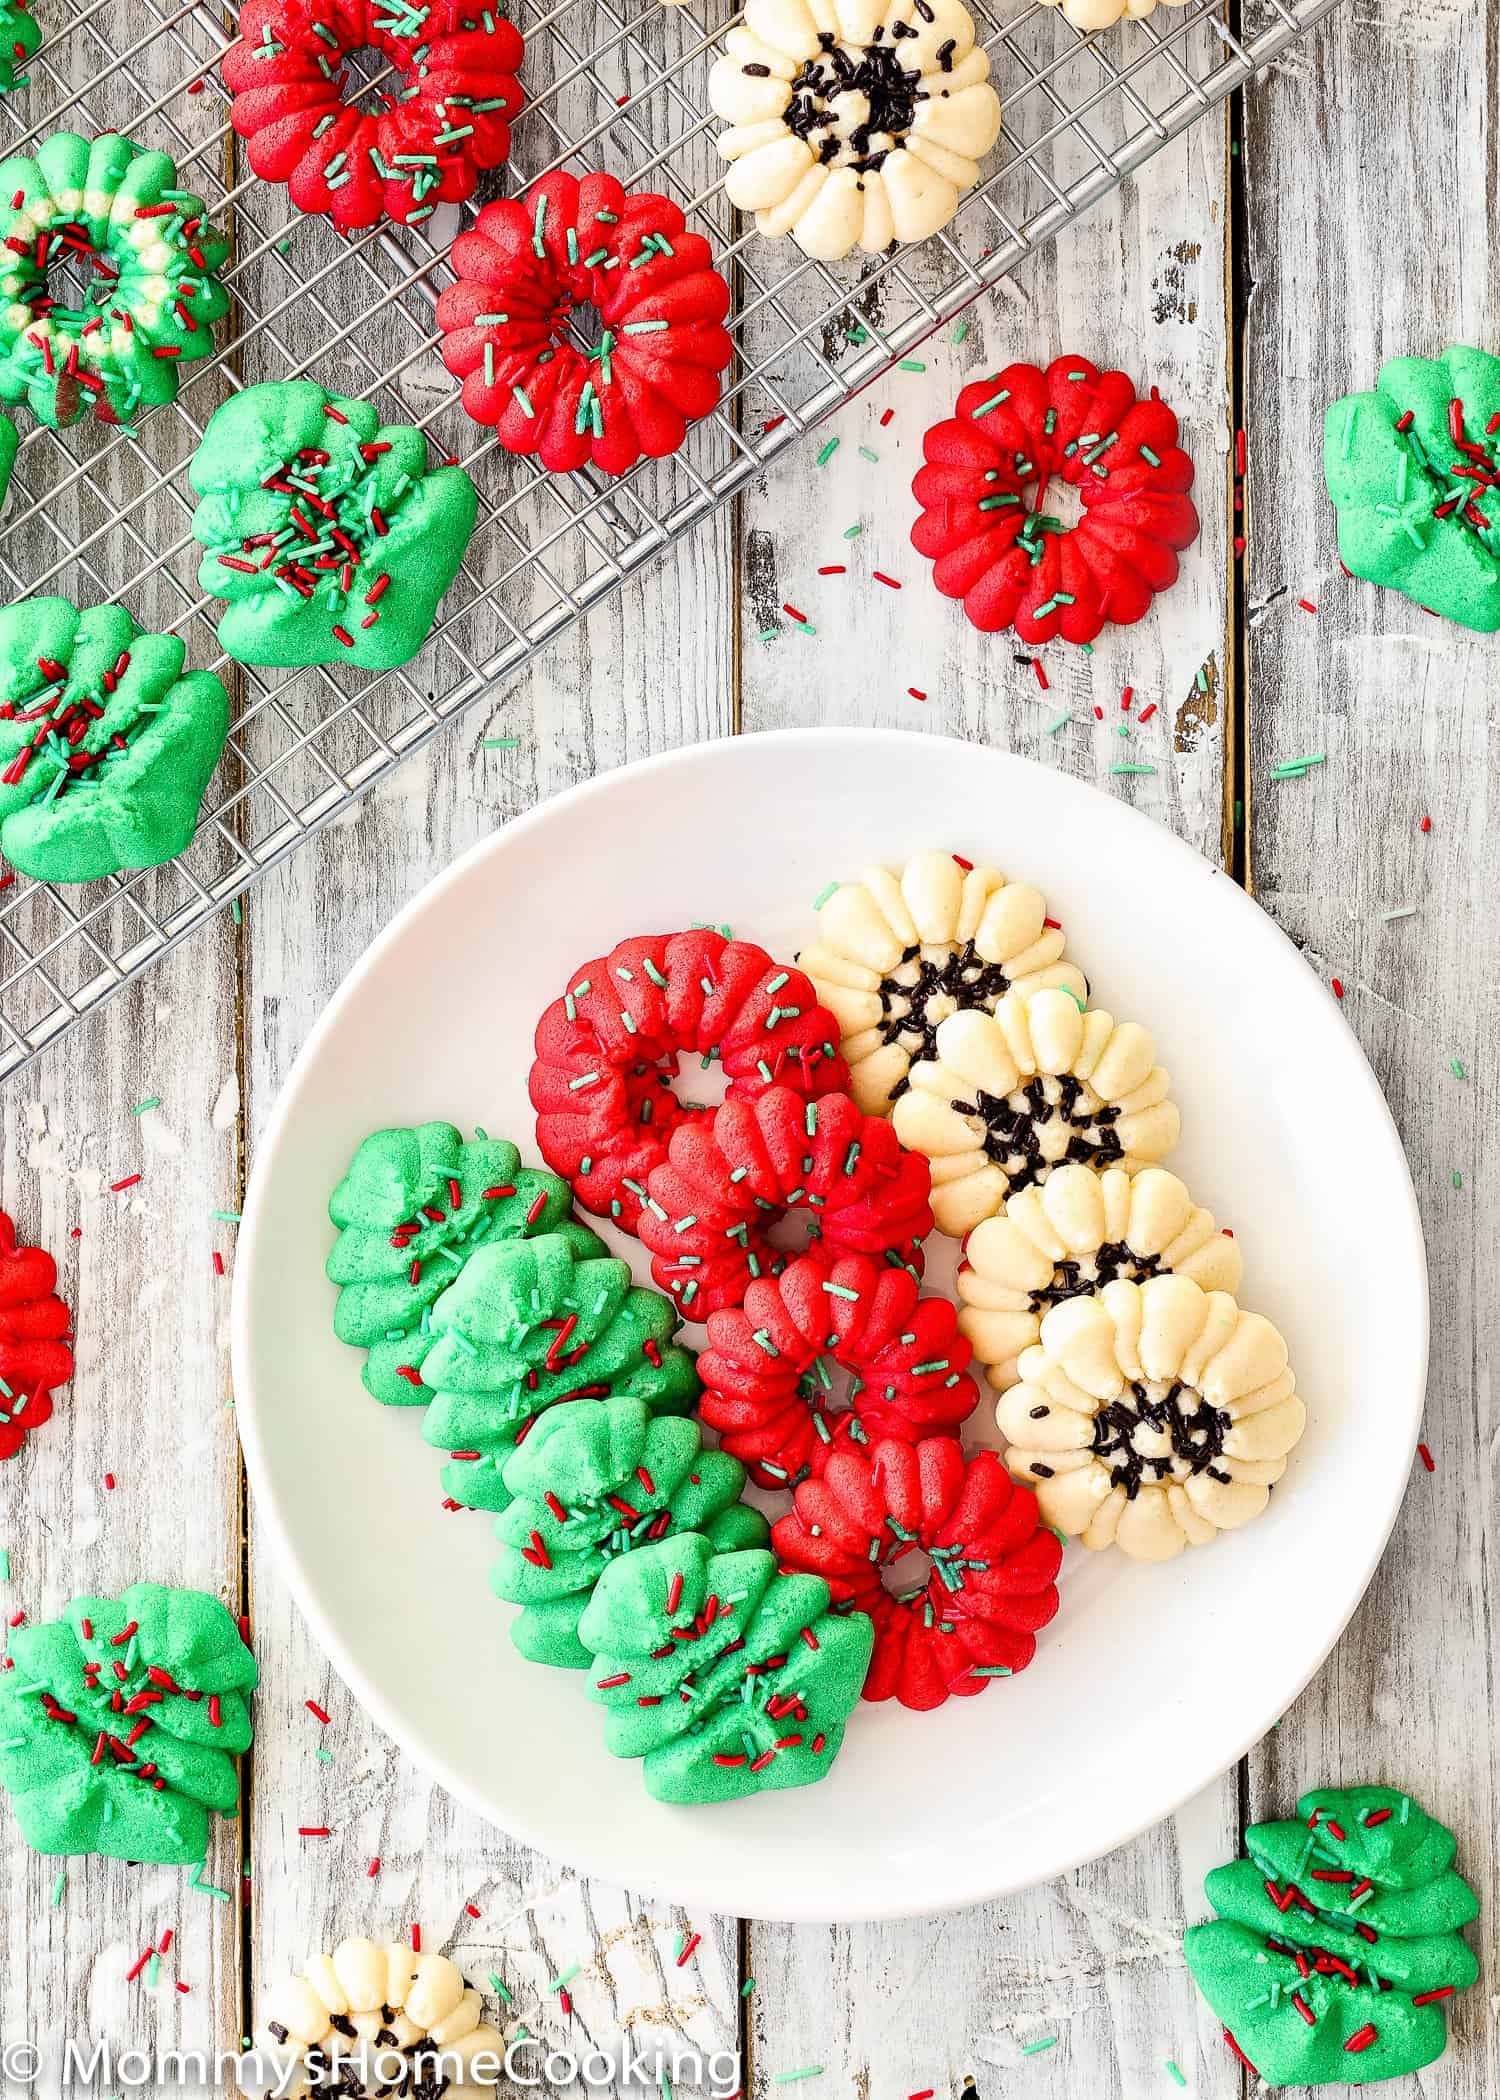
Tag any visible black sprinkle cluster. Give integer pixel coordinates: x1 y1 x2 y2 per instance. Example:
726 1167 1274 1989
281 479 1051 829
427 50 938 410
1026 1241 1164 1313
1089 1380 1231 1500
957 1073 1124 1192
878 939 1013 1089
782 31 922 171
289 2009 457 2100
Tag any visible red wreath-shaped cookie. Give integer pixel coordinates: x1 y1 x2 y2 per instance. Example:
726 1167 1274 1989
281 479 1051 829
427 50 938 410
435 170 734 477
223 0 523 234
697 1252 979 1488
0 1210 73 1461
530 929 847 1242
638 1086 932 1321
910 355 1200 646
773 1438 1061 1711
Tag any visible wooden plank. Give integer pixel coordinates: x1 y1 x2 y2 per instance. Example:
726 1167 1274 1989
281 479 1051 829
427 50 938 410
735 62 1240 2095
1242 3 1500 2096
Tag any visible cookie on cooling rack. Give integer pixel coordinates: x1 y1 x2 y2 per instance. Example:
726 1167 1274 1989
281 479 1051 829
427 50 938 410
1036 0 1193 30
708 0 1002 260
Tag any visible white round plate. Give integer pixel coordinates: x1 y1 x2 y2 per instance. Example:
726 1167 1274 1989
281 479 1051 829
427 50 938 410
233 728 1427 1923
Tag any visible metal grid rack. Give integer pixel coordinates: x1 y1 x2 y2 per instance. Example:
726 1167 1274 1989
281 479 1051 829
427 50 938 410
0 0 1341 1079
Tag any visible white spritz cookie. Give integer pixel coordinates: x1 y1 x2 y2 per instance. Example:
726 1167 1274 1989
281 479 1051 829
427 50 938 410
708 0 1002 260
891 987 1179 1237
998 1274 1305 1562
253 1939 508 2097
1038 0 1192 32
958 1164 1241 1391
798 848 1085 1116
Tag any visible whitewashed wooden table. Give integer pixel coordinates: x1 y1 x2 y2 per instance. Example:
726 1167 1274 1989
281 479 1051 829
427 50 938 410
2 0 1496 2091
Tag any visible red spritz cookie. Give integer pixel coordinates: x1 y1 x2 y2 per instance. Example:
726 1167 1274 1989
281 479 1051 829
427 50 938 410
773 1438 1061 1711
436 170 734 477
224 0 523 235
638 1086 932 1321
697 1251 979 1488
530 929 848 1243
911 354 1200 646
0 1209 73 1461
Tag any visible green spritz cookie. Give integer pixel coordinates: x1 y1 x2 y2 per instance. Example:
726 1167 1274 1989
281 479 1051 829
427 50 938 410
0 133 229 430
578 1534 873 1805
492 1396 769 1668
189 381 478 672
0 1581 256 1864
0 412 17 511
1325 344 1500 631
327 1120 601 1408
0 0 40 93
0 597 230 884
1184 1784 1480 2087
421 1232 700 1515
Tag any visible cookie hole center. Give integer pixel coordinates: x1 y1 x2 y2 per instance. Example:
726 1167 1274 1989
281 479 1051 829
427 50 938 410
339 43 403 116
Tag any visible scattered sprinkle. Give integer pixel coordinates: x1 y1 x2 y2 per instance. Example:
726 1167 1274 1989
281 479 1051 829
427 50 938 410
773 2070 824 2085
103 1473 116 1491
130 1097 161 1117
907 687 926 701
1418 1442 1435 1472
783 604 808 624
1331 978 1345 1000
1449 1057 1466 1079
676 1932 701 1967
368 1857 381 1878
0 1550 9 1583
815 438 840 467
488 1974 512 2003
818 565 846 576
305 1700 331 1725
950 319 969 344
411 1924 421 1953
1452 1170 1463 1189
872 571 901 590
1111 764 1157 776
483 736 519 750
1297 598 1318 614
297 1826 331 1838
857 446 879 464
1032 659 1048 691
465 1902 481 1919
212 1210 241 1223
549 1963 580 1993
1164 2063 1186 2089
110 1174 142 1194
1420 814 1432 833
741 1978 756 1997
1021 2038 1058 2058
51 1868 66 1907
842 523 863 539
1045 712 1071 735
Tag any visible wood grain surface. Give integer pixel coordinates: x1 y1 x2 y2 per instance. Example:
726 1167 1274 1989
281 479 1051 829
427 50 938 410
2 0 1494 2095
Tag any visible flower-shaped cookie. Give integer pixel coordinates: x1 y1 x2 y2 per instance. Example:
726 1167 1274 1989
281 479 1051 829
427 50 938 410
258 1938 509 2096
326 1121 599 1408
492 1397 768 1668
0 1581 256 1863
709 0 1002 260
1185 1786 1480 2088
1324 343 1500 632
0 598 230 885
798 848 1085 1114
189 381 477 671
421 1231 700 1512
773 1436 1061 1709
697 1250 979 1488
0 1207 72 1460
579 1532 874 1803
998 1274 1304 1562
891 989 1178 1236
958 1163 1240 1390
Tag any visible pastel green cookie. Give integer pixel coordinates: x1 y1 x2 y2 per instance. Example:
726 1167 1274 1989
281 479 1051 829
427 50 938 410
1325 344 1500 630
0 1581 256 1863
0 0 40 93
0 133 229 430
492 1396 769 1668
0 597 230 884
327 1121 601 1408
578 1534 873 1805
421 1232 700 1514
189 381 478 671
1184 1785 1480 2087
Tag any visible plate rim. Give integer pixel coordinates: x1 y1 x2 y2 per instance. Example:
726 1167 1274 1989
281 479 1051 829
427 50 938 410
231 725 1430 1922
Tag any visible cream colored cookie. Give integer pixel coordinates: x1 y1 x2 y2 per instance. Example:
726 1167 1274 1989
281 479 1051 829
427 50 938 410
708 0 1002 260
998 1274 1305 1563
798 849 1085 1115
253 1939 507 2097
891 989 1179 1237
959 1164 1241 1391
1038 0 1192 32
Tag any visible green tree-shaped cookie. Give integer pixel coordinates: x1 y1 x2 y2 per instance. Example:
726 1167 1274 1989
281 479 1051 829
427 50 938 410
421 1233 700 1515
577 1534 874 1805
1184 1785 1480 2086
327 1122 601 1407
190 381 477 671
0 1581 256 1864
492 1396 769 1668
0 598 229 884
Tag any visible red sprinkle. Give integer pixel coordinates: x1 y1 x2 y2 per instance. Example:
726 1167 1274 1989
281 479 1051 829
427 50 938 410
1364 1807 1394 1826
306 1700 331 1725
879 408 894 427
525 1191 548 1226
1234 428 1246 476
158 1928 174 1953
1297 598 1318 614
1290 1993 1315 2026
110 1174 141 1193
1331 978 1345 1000
907 687 926 701
676 1932 701 1967
1395 410 1414 432
212 1250 225 1278
1420 814 1432 832
817 565 845 576
125 1947 154 1982
411 1924 421 1953
1344 2025 1378 2055
1418 1442 1435 1472
465 1903 481 1919
1033 659 1049 691
1411 1986 1455 2006
782 603 808 624
298 1827 331 1837
1138 702 1158 723
1121 685 1133 710
665 1572 684 1615
872 571 901 589
368 1857 381 1877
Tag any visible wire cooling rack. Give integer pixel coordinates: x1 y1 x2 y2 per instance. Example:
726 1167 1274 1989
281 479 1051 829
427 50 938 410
0 0 1341 1078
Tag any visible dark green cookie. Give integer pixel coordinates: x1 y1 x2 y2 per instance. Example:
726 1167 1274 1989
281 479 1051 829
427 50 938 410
493 1396 768 1668
421 1232 700 1514
326 1121 600 1407
1184 1785 1480 2087
0 597 229 884
1325 345 1500 630
0 1581 256 1864
578 1534 873 1805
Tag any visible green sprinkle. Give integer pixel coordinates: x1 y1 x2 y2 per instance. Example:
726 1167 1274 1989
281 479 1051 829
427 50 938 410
972 387 1010 417
857 445 879 463
969 1664 1013 1677
1165 2064 1187 2090
1450 1058 1466 1078
978 493 1021 511
1045 712 1072 735
950 319 970 344
758 629 778 642
815 437 840 466
1453 1170 1464 1188
488 1974 513 2004
1111 764 1157 776
741 1977 756 1997
130 1096 161 1116
483 736 519 749
512 385 535 419
212 1209 241 1223
813 881 838 909
842 523 864 539
51 1868 66 1907
315 1746 334 1764
898 358 926 372
549 1964 579 1993
232 898 243 925
0 1549 9 1582
532 196 548 257
1117 724 1131 739
774 2070 824 2086
144 1955 161 1990
1021 2038 1057 2058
